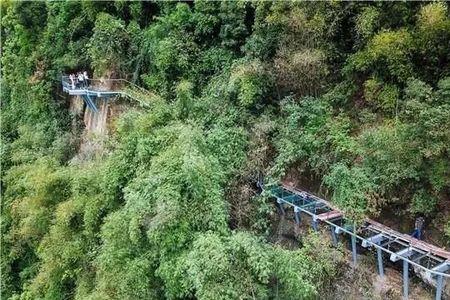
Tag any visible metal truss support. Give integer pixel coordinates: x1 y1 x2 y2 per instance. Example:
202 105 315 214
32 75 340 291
283 194 298 204
82 94 99 113
390 248 414 262
426 262 448 300
267 185 450 299
362 233 385 248
403 260 409 300
430 262 450 274
299 201 317 210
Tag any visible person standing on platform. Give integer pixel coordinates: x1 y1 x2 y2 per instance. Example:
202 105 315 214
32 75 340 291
83 71 89 87
78 72 84 88
411 217 425 240
69 74 75 89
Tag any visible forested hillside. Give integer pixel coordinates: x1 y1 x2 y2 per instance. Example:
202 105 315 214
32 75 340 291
1 1 449 299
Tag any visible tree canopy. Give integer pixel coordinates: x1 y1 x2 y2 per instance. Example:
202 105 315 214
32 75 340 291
1 1 449 299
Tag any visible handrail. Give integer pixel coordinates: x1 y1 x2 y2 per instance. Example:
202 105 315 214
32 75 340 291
61 75 154 110
266 184 450 279
61 76 151 95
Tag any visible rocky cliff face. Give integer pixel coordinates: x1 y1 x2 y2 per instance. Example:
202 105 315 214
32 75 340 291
83 98 110 135
68 96 111 135
67 72 131 163
69 95 126 162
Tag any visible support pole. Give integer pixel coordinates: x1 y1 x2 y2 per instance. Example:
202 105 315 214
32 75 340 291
403 260 409 300
351 234 357 267
294 208 301 225
377 247 384 277
312 218 318 231
330 225 338 246
435 275 443 300
277 199 285 216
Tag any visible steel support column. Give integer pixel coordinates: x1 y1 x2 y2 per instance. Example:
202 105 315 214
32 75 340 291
276 199 285 215
330 225 338 246
435 275 443 300
312 218 318 231
377 247 384 277
403 260 409 299
294 207 301 225
351 235 357 266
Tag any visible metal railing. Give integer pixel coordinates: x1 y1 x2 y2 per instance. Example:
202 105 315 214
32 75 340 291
61 76 150 94
61 76 154 109
266 185 450 279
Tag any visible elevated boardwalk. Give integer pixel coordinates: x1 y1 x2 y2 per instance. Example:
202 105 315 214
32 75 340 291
266 184 449 300
61 76 152 112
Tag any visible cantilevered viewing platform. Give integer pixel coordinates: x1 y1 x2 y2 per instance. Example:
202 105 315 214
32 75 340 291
61 76 123 112
61 75 153 112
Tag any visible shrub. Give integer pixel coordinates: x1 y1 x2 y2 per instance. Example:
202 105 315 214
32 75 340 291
363 78 400 113
410 189 438 216
88 13 128 76
228 59 273 108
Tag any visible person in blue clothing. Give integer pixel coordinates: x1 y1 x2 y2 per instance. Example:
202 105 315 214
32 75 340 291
411 216 425 240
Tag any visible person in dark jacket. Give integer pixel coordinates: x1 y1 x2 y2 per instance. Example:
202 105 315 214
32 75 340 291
411 217 425 240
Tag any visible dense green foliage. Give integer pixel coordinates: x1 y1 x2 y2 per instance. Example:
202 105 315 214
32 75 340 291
1 1 449 299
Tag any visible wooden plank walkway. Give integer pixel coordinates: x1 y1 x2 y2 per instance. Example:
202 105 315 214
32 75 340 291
267 183 449 300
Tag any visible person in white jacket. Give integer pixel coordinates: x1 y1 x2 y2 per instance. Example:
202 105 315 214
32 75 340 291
69 74 75 89
83 71 89 87
78 72 84 88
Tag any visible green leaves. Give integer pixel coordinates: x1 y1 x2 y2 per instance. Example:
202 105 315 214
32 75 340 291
187 232 271 300
175 80 194 119
272 233 344 299
90 122 229 298
363 77 399 113
410 189 438 216
186 231 344 300
4 2 450 299
88 13 128 76
325 164 374 221
355 6 380 44
417 2 448 32
273 66 450 221
228 59 273 108
273 97 358 179
347 29 414 82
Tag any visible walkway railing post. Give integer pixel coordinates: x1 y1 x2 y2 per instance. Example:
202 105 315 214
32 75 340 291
435 275 443 300
377 247 384 277
403 259 409 300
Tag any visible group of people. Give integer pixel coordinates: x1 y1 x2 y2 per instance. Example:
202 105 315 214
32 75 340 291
68 71 89 89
